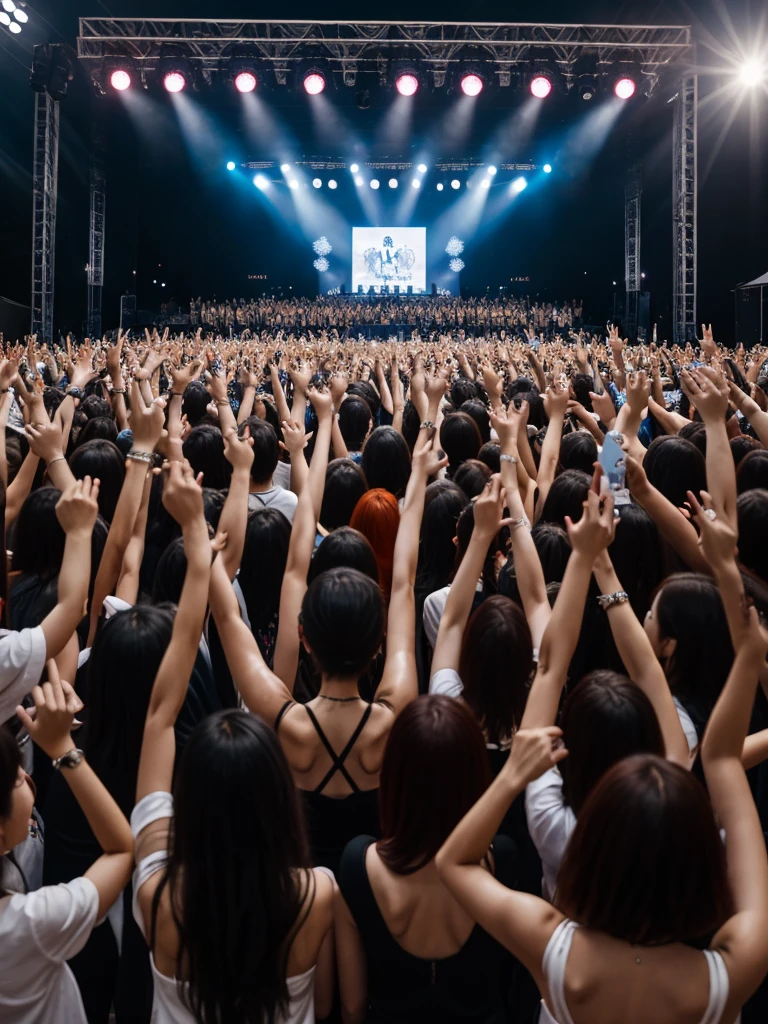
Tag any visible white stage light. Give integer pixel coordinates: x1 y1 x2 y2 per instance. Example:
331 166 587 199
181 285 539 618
288 179 299 190
8 20 19 31
388 178 398 189
739 59 766 87
481 178 491 189
110 69 131 91
303 71 326 95
253 174 269 189
395 73 419 97
13 5 26 20
226 161 236 171
354 175 363 186
350 163 359 173
163 71 186 94
436 182 444 191
460 73 483 97
0 13 10 24
543 163 553 173
312 178 322 188
370 179 380 190
487 165 497 176
417 163 427 173
412 179 421 188
1 1 16 11
280 163 291 173
451 179 460 190
530 75 552 99
328 179 338 189
614 76 636 100
512 176 528 193
234 71 257 94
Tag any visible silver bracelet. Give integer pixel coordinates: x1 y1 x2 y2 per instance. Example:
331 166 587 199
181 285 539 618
419 420 434 431
500 453 518 465
126 449 154 464
597 591 629 611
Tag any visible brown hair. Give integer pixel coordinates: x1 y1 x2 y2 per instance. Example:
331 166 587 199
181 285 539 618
459 595 532 745
350 488 400 600
559 671 664 814
377 696 491 875
555 754 732 946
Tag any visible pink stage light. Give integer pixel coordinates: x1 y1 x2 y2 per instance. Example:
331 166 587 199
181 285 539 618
396 73 419 97
110 69 131 92
460 73 484 97
303 72 326 95
530 75 553 99
163 71 186 94
614 77 636 100
234 71 257 93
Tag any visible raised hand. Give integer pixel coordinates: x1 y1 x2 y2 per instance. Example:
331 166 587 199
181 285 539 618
700 323 717 359
308 384 333 421
129 381 166 452
280 418 312 456
25 417 65 464
589 388 617 425
170 358 202 394
504 727 568 788
687 489 738 569
223 424 254 472
15 663 83 760
681 366 728 424
565 485 616 560
288 361 312 394
330 370 349 407
472 474 513 537
411 434 448 479
625 370 651 414
161 459 204 528
543 381 569 419
55 477 100 536
70 348 98 391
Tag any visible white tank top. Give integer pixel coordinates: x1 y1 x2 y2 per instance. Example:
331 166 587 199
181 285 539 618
539 919 731 1024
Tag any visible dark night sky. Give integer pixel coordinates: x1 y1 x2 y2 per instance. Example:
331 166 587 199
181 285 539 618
0 1 766 339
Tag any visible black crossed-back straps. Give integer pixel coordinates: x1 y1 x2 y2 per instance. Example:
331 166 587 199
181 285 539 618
302 703 374 794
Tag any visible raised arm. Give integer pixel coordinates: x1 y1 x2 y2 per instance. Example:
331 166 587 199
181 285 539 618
17 666 133 918
682 367 737 529
272 391 333 689
491 407 551 648
217 425 254 581
25 416 77 492
521 484 615 729
40 478 100 659
704 610 768 1010
727 379 768 449
533 384 568 522
592 549 689 765
377 436 447 714
431 475 510 678
135 461 212 803
614 370 650 464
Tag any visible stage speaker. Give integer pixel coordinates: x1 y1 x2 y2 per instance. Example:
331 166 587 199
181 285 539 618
368 286 375 296
394 285 400 295
341 283 346 295
383 285 390 295
431 283 437 296
357 285 363 294
120 293 137 330
407 286 413 295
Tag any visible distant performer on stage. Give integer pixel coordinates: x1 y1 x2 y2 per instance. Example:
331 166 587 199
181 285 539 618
363 235 416 285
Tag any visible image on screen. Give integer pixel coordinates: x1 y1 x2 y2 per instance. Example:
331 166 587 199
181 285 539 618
352 227 427 293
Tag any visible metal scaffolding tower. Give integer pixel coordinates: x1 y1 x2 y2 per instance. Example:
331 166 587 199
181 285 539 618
87 113 107 338
673 74 697 345
624 162 642 341
31 92 59 343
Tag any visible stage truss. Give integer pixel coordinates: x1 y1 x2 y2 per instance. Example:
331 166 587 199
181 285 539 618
62 20 697 340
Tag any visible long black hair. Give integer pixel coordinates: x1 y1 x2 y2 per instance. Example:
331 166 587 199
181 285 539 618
153 711 314 1024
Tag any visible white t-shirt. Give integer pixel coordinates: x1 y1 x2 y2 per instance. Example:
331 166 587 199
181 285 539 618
0 626 47 726
422 581 484 650
248 486 298 524
429 666 464 699
0 877 99 1023
273 461 292 492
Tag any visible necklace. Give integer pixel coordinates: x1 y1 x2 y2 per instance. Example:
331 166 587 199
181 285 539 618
317 694 362 703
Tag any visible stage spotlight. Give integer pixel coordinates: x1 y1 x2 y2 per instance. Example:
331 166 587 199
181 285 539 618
451 179 460 190
412 179 421 188
395 72 419 97
163 71 186 93
460 73 484 97
512 176 528 193
312 178 322 188
12 4 27 19
0 12 10 25
226 161 236 171
481 178 491 189
280 163 291 173
350 163 359 173
8 20 20 33
487 165 497 176
288 179 299 190
530 74 553 99
417 163 427 173
328 179 338 189
543 163 552 173
436 182 444 191
389 178 398 189
578 75 598 101
613 76 636 100
253 174 269 189
234 71 257 94
370 179 380 190
303 70 326 95
739 59 767 87
2 1 16 11
109 69 131 91
354 176 363 186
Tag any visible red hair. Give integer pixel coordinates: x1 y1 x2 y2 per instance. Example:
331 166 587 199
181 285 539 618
349 488 400 600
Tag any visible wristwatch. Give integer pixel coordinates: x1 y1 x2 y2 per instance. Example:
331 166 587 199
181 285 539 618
66 386 83 399
51 748 84 771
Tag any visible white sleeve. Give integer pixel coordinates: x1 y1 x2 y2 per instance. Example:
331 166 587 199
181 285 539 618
673 698 699 759
429 667 464 698
19 877 99 963
0 626 47 724
130 792 173 938
525 769 577 881
422 587 449 649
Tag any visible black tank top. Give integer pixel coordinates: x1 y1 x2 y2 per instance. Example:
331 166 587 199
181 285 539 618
338 835 517 1023
275 701 380 875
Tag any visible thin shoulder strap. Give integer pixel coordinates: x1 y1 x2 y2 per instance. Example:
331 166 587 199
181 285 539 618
305 704 373 794
700 950 730 1024
274 700 295 732
541 919 578 1024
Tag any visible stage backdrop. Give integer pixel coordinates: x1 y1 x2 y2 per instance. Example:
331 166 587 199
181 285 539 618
352 227 426 294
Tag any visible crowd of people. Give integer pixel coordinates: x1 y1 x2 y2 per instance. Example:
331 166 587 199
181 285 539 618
1 319 768 1024
180 295 583 335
